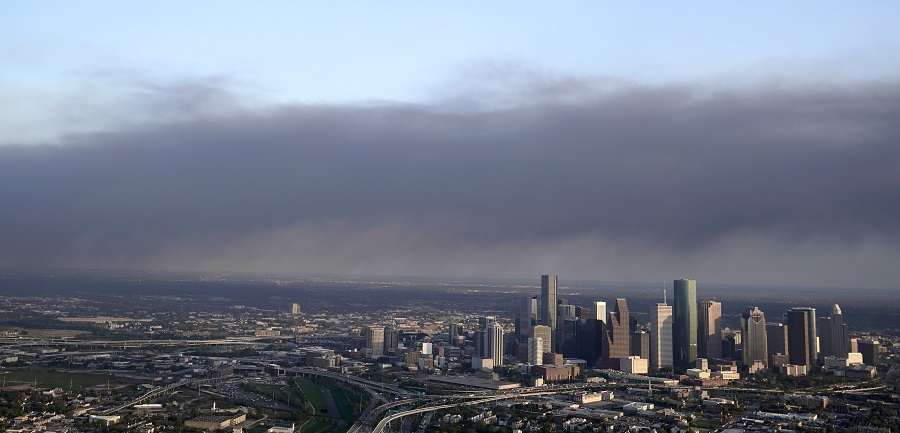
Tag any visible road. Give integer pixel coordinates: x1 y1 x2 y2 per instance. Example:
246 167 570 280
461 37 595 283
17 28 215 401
371 384 607 433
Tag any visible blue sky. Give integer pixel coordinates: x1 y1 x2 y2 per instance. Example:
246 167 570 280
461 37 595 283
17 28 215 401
2 2 900 288
4 2 899 106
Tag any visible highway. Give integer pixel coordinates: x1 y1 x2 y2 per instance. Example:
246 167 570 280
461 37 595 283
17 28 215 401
370 387 580 433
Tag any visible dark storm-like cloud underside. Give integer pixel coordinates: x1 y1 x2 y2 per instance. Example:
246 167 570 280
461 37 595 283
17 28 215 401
1 81 899 269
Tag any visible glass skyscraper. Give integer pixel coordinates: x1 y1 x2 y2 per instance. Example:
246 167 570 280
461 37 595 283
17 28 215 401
541 274 558 341
673 278 697 369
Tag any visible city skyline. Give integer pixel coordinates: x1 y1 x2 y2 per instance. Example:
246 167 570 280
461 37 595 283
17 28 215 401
2 3 900 289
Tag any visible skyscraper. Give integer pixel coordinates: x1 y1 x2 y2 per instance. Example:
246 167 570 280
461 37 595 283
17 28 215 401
673 278 698 369
383 325 399 355
858 339 880 366
786 307 817 368
517 296 538 340
631 330 650 359
576 317 604 367
532 325 552 357
741 307 768 370
475 316 496 358
766 322 789 366
528 336 544 365
485 322 505 367
541 275 558 336
651 303 673 370
601 298 630 369
365 326 385 358
594 301 607 323
818 304 849 362
560 317 579 357
698 300 723 360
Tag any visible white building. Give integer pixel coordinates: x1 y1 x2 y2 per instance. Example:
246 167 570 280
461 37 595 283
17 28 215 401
528 336 544 365
620 356 649 374
651 303 673 370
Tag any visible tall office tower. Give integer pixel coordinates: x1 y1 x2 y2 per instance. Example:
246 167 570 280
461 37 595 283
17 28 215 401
485 322 505 366
858 340 880 366
594 301 607 323
601 298 631 369
766 323 789 366
517 296 539 341
383 325 399 355
560 317 579 357
651 303 673 370
698 300 723 360
555 303 576 352
786 307 817 368
631 330 650 359
532 325 553 357
475 316 496 357
673 279 698 369
576 318 604 367
741 307 768 369
818 304 849 362
721 329 740 360
541 274 558 335
365 326 385 358
557 304 577 320
449 323 460 342
528 337 544 365
291 303 301 316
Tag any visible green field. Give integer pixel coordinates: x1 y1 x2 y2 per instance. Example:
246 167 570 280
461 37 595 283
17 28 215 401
294 377 328 414
315 377 353 419
299 419 334 433
0 370 139 390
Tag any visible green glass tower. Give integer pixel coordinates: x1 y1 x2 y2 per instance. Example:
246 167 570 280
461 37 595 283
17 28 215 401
673 278 698 369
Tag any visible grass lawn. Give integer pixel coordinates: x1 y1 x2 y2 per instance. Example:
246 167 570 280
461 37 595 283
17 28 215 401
294 377 328 413
0 370 138 390
299 419 334 433
315 377 354 419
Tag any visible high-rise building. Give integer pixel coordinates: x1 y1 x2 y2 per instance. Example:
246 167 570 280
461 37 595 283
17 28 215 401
291 303 301 316
631 330 650 359
786 307 817 368
383 325 399 355
485 322 505 367
673 278 698 369
698 300 723 360
576 318 604 367
557 304 576 320
528 336 544 365
365 326 385 358
766 322 789 366
517 296 538 341
594 301 607 323
475 316 496 357
449 323 460 342
560 317 579 357
651 303 673 370
541 275 558 335
741 307 768 370
858 340 880 366
532 325 552 357
817 304 849 362
601 298 630 369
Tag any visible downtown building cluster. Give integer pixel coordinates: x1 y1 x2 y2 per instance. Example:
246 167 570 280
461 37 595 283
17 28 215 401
355 275 882 384
508 275 880 379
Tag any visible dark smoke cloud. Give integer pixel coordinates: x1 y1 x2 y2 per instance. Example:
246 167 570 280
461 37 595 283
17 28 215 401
2 74 899 287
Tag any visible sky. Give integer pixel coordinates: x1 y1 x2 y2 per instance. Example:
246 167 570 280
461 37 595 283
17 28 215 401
2 2 900 288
